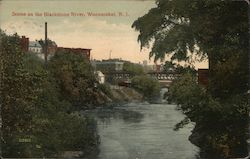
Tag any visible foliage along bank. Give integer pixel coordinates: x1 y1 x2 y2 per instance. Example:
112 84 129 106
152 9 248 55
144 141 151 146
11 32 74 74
133 0 249 158
168 73 248 158
0 31 100 158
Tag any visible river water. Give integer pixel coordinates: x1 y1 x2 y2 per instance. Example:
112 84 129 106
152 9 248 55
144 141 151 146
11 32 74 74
88 103 200 159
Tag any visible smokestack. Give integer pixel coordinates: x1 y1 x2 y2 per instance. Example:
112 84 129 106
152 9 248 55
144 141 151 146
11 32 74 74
45 22 48 64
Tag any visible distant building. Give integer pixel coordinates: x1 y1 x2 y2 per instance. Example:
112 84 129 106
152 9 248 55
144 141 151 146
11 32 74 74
20 36 29 52
198 69 209 87
29 41 42 53
57 47 91 60
144 64 164 73
21 35 91 61
47 40 57 54
28 40 57 60
94 59 124 73
95 71 105 84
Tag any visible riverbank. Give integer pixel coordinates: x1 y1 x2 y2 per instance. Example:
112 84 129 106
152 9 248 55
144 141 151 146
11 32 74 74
95 85 143 107
60 86 143 158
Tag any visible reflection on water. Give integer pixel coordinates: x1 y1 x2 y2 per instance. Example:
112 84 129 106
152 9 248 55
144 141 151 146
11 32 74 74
94 108 144 124
87 103 200 159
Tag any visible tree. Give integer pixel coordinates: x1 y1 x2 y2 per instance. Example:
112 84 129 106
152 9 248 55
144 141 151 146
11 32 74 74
162 61 176 72
168 73 248 158
133 1 249 157
20 53 99 158
0 30 99 158
38 39 57 53
131 75 160 101
132 0 249 97
163 61 196 75
123 62 145 76
48 50 98 110
0 30 45 157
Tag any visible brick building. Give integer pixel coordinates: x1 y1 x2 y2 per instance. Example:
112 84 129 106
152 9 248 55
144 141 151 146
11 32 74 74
56 47 91 60
20 36 29 52
19 35 91 60
198 69 209 87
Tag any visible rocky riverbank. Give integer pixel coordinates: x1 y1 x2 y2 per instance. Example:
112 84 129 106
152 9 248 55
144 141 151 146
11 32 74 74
95 85 143 106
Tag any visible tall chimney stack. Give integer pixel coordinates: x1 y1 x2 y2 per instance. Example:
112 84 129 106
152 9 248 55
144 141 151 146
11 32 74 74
45 22 48 64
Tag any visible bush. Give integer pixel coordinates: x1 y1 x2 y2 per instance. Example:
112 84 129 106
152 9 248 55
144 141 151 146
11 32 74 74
0 30 100 158
48 51 97 110
168 73 249 157
131 75 160 101
97 83 113 98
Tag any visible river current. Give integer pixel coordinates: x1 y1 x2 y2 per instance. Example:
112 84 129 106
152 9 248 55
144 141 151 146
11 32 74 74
87 103 200 159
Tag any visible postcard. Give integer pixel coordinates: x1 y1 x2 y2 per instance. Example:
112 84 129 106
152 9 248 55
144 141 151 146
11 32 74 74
0 0 249 158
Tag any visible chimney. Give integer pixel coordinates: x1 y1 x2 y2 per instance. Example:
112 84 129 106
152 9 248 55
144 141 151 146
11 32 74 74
45 22 48 64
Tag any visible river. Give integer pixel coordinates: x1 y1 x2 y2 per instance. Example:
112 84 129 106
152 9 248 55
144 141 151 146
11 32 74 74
87 103 200 159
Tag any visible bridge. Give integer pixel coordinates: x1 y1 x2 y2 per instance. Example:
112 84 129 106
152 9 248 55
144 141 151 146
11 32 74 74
103 71 179 88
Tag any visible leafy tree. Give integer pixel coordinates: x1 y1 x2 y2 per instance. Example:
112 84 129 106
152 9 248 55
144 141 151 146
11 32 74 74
163 61 196 75
169 73 248 158
38 39 57 52
23 53 99 158
163 61 176 72
0 30 45 157
0 30 99 158
123 62 145 76
132 0 249 97
48 51 98 110
131 75 160 101
133 1 249 157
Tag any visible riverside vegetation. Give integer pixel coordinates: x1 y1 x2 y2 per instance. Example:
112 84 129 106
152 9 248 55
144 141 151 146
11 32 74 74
133 0 249 158
0 30 101 158
0 30 161 158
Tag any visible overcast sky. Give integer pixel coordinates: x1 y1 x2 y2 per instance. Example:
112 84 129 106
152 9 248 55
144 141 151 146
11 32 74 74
0 0 207 68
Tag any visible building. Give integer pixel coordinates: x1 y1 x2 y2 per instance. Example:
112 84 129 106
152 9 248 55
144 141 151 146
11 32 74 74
28 41 44 59
28 40 57 60
144 64 164 73
47 40 57 54
198 69 209 87
95 71 105 84
29 41 49 60
29 41 42 53
20 36 29 52
94 59 124 73
39 39 58 54
21 35 90 61
56 47 91 60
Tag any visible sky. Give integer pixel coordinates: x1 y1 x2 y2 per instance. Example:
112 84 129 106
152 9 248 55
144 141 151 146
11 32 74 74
0 0 208 68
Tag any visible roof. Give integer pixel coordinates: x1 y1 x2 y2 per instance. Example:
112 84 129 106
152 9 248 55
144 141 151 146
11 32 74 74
29 41 42 48
57 47 91 51
96 61 124 65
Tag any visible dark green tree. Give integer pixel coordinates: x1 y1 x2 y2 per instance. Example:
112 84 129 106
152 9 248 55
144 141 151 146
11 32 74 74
131 75 160 101
0 30 45 157
133 1 249 158
48 50 98 110
123 62 145 76
132 0 249 97
0 30 99 158
163 61 196 75
38 39 57 53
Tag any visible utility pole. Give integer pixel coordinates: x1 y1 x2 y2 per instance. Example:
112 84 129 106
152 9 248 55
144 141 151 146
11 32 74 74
247 1 250 156
45 22 48 66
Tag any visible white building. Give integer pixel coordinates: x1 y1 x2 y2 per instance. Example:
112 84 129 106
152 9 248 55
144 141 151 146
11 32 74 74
28 41 46 59
95 71 105 84
29 41 42 53
28 41 55 60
